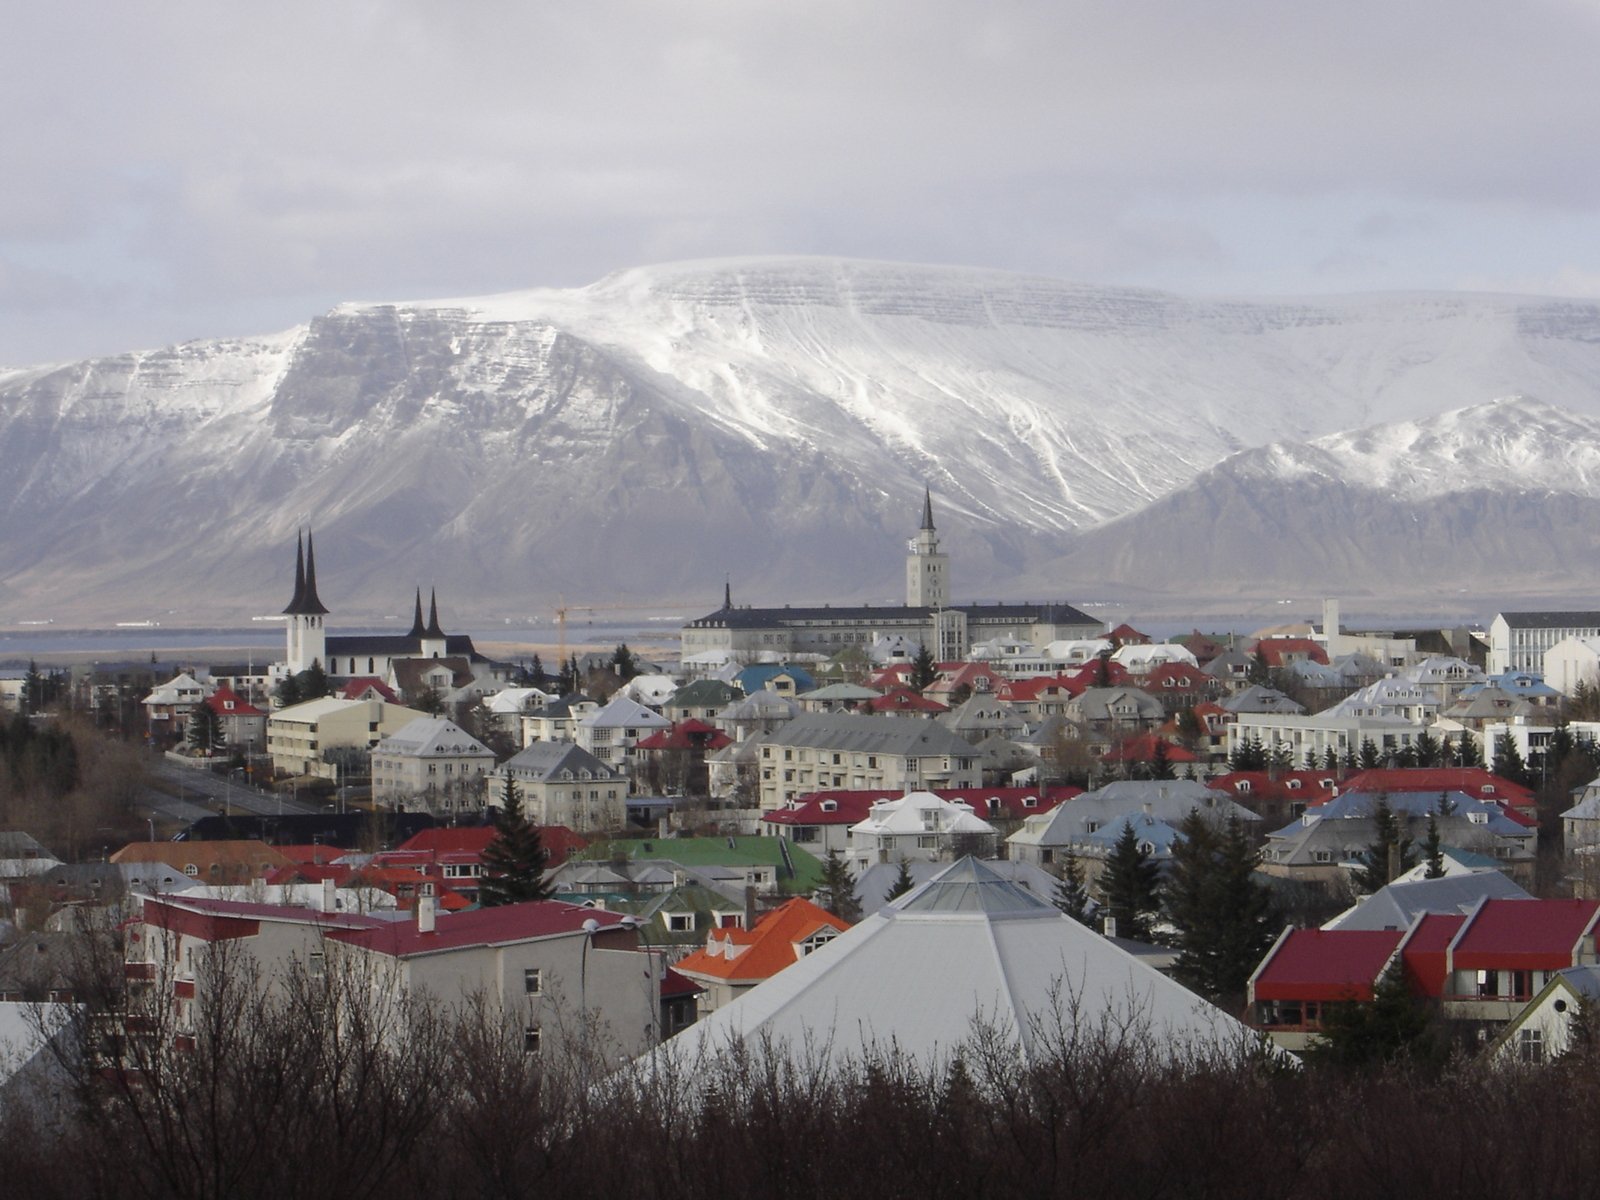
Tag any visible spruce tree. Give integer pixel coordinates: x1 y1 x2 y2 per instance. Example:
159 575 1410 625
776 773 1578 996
818 850 862 923
20 659 44 715
1359 738 1381 769
1166 813 1277 1002
1305 960 1442 1071
1494 733 1531 788
1423 813 1446 879
1354 795 1415 893
911 644 938 691
1459 730 1483 767
1150 739 1173 780
885 857 916 902
299 661 330 700
479 776 554 907
611 643 638 680
1414 728 1440 768
1099 820 1161 941
1052 853 1092 925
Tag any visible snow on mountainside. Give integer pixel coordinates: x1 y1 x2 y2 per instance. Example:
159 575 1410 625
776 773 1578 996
3 257 1600 623
1048 396 1600 603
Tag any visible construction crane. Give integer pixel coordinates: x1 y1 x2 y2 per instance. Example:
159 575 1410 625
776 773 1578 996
553 596 705 666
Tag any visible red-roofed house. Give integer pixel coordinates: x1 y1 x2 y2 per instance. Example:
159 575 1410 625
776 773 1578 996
366 824 587 901
1340 768 1536 816
1107 623 1152 648
201 685 267 753
1255 638 1330 669
672 897 851 1013
1249 899 1600 1050
633 719 732 796
340 677 400 704
1249 927 1405 1050
762 786 1075 854
128 891 671 1060
1099 733 1198 772
996 675 1080 717
866 687 948 717
1140 663 1224 715
1206 770 1341 824
924 662 1005 702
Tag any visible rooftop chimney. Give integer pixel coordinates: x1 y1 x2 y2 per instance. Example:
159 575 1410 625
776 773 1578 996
417 883 437 934
320 877 335 913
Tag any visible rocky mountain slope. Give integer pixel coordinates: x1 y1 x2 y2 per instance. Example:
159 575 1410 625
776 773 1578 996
2 258 1600 623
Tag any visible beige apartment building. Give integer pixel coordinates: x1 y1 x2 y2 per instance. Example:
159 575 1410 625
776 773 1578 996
755 712 981 812
267 696 426 779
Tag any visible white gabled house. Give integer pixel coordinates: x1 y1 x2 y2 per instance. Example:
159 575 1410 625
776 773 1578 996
845 790 998 872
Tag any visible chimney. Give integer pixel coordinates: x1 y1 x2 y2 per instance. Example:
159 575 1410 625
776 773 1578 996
744 884 757 931
320 877 335 913
417 883 437 934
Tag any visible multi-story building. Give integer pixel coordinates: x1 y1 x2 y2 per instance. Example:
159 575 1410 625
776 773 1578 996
368 717 496 811
1487 611 1600 676
680 494 1100 671
267 696 426 779
496 742 628 832
753 712 981 812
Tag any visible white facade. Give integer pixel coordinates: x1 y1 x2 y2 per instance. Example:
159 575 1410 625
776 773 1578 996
1489 612 1600 677
1544 637 1600 698
845 791 998 871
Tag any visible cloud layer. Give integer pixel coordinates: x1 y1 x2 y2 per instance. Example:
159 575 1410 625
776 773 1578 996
3 2 1597 363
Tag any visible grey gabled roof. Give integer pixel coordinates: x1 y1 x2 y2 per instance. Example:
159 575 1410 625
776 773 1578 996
763 712 977 757
502 741 622 782
1323 871 1531 931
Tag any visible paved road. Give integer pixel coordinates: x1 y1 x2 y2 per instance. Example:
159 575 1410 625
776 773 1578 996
147 759 324 819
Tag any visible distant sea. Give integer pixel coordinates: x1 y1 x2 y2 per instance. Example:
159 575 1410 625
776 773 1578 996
0 620 675 668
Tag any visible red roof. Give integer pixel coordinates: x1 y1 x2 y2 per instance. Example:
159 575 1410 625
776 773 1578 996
1108 623 1152 646
330 900 636 957
1398 912 1467 997
868 664 915 688
263 864 359 887
378 824 587 868
1206 771 1341 805
1140 663 1216 693
660 966 704 999
1099 733 1198 764
1255 638 1329 668
869 687 947 714
203 685 265 717
1252 929 1403 1002
340 677 399 703
996 674 1079 703
674 898 849 984
762 786 1076 828
1449 899 1600 972
1340 768 1535 810
634 720 733 751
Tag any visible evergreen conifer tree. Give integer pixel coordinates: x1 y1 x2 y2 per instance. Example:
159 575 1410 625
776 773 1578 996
1165 813 1277 1001
479 776 554 907
1423 812 1446 879
1150 738 1173 780
1359 738 1381 769
1494 733 1531 788
299 661 330 701
275 674 303 708
885 857 916 902
611 643 638 680
1459 730 1483 767
1354 794 1415 893
818 850 862 923
1099 820 1161 941
20 659 44 715
911 644 938 691
1305 960 1442 1070
1052 853 1093 925
1414 728 1440 768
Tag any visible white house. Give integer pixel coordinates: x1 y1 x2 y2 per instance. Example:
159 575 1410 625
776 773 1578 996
844 791 998 871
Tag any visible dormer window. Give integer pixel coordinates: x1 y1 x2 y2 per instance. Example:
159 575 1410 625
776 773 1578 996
821 800 838 812
1286 780 1301 790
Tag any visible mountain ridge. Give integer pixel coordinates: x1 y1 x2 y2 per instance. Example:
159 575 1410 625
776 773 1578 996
3 257 1600 624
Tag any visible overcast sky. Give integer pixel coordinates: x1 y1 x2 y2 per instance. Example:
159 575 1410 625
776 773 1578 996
3 1 1598 365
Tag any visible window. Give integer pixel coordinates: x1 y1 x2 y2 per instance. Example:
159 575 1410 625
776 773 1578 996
523 1026 541 1054
309 950 325 979
524 968 542 995
1518 1027 1544 1063
184 864 198 877
917 835 938 849
667 914 693 932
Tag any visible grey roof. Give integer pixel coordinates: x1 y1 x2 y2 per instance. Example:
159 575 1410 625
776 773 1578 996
1498 611 1600 629
689 600 1097 630
1221 685 1305 715
763 711 978 757
854 858 1062 917
1011 781 1258 849
1323 871 1532 931
651 856 1267 1071
666 679 741 709
502 741 623 782
372 717 494 759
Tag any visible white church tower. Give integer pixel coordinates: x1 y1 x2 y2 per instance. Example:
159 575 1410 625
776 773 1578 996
906 488 949 609
282 530 329 674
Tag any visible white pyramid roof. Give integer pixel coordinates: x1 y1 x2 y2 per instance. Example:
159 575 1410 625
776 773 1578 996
653 857 1265 1071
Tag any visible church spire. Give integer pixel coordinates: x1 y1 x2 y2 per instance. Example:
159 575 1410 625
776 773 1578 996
408 588 426 638
299 530 329 616
920 487 935 532
424 588 445 639
282 531 307 615
723 576 732 610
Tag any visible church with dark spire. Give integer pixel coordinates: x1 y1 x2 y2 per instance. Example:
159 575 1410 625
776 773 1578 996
274 533 480 684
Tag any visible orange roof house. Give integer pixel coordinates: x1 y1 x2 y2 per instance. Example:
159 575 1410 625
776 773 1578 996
672 897 851 1013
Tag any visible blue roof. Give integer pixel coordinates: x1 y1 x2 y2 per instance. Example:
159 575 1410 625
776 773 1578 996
735 664 816 693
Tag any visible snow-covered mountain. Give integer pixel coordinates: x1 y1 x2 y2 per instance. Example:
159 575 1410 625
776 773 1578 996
3 257 1600 624
1048 396 1600 604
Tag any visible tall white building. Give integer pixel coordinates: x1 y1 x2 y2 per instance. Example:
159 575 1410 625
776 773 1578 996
905 487 949 608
